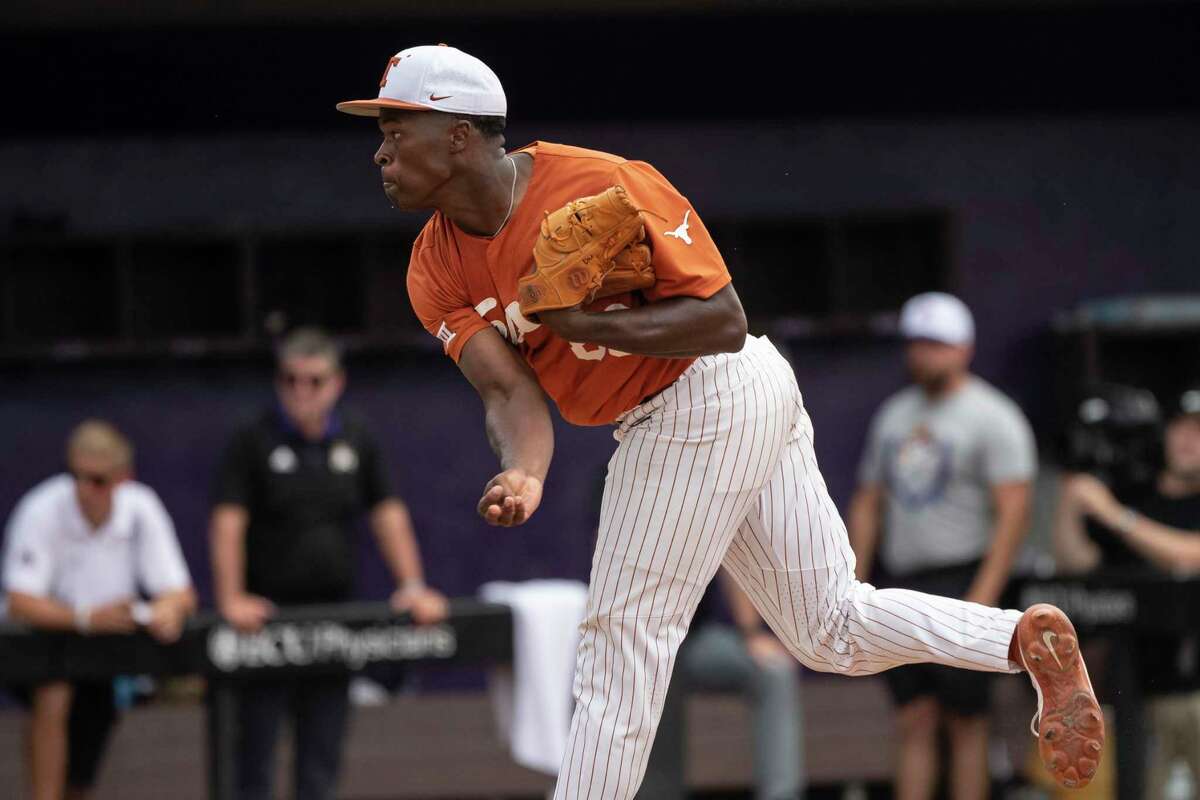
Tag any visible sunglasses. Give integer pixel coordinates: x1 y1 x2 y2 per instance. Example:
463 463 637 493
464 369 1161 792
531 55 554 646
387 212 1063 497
71 469 118 489
278 371 335 390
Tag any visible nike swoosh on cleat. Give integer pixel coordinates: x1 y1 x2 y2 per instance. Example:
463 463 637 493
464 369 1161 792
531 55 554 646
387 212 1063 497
1043 630 1064 669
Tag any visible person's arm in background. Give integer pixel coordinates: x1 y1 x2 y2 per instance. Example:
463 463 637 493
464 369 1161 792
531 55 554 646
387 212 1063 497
371 499 449 624
964 402 1037 607
848 405 890 583
209 429 274 632
134 487 197 643
1051 472 1102 574
847 483 885 582
6 592 137 634
1066 473 1200 573
356 418 449 625
964 481 1031 606
458 327 554 527
718 569 792 667
210 504 274 632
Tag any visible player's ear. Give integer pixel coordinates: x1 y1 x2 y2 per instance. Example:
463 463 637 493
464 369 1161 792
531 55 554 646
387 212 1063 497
448 118 473 154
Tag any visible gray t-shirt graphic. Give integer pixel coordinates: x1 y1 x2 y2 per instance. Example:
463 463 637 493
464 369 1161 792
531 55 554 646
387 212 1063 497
858 377 1036 575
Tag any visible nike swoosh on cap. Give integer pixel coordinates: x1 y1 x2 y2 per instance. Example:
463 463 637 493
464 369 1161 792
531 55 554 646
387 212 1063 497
429 94 453 101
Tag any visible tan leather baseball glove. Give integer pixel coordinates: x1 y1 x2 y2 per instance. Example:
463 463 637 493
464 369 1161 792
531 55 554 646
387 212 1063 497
517 186 654 317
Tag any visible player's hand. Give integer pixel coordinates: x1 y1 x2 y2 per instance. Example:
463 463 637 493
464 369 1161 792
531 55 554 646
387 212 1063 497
390 583 450 625
478 469 544 527
219 593 276 633
146 597 188 643
87 601 138 635
744 630 794 669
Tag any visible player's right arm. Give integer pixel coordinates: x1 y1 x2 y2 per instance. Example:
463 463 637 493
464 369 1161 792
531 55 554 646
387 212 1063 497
458 327 554 527
847 482 884 581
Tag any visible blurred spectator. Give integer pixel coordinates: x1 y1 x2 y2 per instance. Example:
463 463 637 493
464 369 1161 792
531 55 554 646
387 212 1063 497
847 293 1035 800
2 420 196 800
637 571 804 800
1053 387 1200 797
209 326 448 800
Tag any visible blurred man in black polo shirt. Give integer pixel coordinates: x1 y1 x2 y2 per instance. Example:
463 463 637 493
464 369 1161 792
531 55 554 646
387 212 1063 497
210 327 447 800
1054 387 1200 797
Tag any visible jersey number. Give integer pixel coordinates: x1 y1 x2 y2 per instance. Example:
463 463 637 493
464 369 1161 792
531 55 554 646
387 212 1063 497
473 299 630 360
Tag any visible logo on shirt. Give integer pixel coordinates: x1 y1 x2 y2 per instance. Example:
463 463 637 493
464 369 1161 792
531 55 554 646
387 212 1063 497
883 425 953 510
436 322 457 346
268 445 298 474
664 210 693 245
329 442 359 474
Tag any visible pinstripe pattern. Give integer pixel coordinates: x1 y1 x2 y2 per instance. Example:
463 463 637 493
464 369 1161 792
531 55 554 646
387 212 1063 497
553 336 1022 800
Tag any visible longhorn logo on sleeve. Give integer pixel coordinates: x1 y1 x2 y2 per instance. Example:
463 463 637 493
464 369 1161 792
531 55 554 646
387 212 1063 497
664 210 693 245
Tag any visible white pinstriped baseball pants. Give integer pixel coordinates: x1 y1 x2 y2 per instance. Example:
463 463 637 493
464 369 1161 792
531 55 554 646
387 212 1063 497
554 335 1023 800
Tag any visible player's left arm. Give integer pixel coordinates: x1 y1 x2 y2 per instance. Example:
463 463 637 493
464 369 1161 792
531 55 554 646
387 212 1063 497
538 283 747 358
965 481 1031 607
538 160 746 357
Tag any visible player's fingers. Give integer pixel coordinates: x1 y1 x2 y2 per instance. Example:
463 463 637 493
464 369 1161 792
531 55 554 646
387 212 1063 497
483 503 503 524
478 488 503 515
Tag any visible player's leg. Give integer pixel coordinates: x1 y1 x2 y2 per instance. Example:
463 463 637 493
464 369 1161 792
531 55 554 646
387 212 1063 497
633 643 688 800
721 404 1020 676
555 338 797 800
720 370 1102 787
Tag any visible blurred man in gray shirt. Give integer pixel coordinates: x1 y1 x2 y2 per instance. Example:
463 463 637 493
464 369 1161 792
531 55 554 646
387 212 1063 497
848 292 1036 800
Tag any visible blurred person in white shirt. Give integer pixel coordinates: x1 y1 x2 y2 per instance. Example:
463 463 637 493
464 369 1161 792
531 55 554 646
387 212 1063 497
2 420 196 800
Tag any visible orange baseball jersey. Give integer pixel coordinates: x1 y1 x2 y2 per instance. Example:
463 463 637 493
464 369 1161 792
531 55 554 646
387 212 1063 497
406 141 732 426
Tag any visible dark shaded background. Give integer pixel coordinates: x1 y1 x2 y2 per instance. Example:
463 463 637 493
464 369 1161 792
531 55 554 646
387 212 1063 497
2 0 1199 614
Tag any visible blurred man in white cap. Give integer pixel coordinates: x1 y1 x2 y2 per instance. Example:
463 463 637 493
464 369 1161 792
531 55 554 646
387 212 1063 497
848 292 1037 800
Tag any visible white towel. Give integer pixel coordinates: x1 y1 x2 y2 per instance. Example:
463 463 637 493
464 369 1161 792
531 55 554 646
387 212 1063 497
480 579 588 775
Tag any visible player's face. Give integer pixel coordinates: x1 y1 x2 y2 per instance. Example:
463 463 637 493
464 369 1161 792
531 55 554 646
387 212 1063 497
905 340 971 391
276 355 345 429
69 453 129 523
374 111 454 210
1164 416 1200 480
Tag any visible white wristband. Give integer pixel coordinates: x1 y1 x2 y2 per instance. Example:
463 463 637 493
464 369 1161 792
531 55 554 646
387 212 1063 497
132 601 153 626
74 606 92 635
1119 507 1141 535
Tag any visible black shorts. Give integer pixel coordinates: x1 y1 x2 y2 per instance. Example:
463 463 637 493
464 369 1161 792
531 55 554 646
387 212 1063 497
879 560 993 718
9 681 119 788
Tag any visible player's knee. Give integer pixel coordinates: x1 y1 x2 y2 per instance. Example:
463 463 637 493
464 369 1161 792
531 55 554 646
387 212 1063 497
896 696 940 739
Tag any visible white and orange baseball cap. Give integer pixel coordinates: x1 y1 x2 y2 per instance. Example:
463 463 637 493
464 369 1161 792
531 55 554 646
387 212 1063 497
336 44 506 118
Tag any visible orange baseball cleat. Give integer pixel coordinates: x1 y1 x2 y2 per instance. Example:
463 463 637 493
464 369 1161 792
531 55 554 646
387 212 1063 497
1017 603 1106 789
